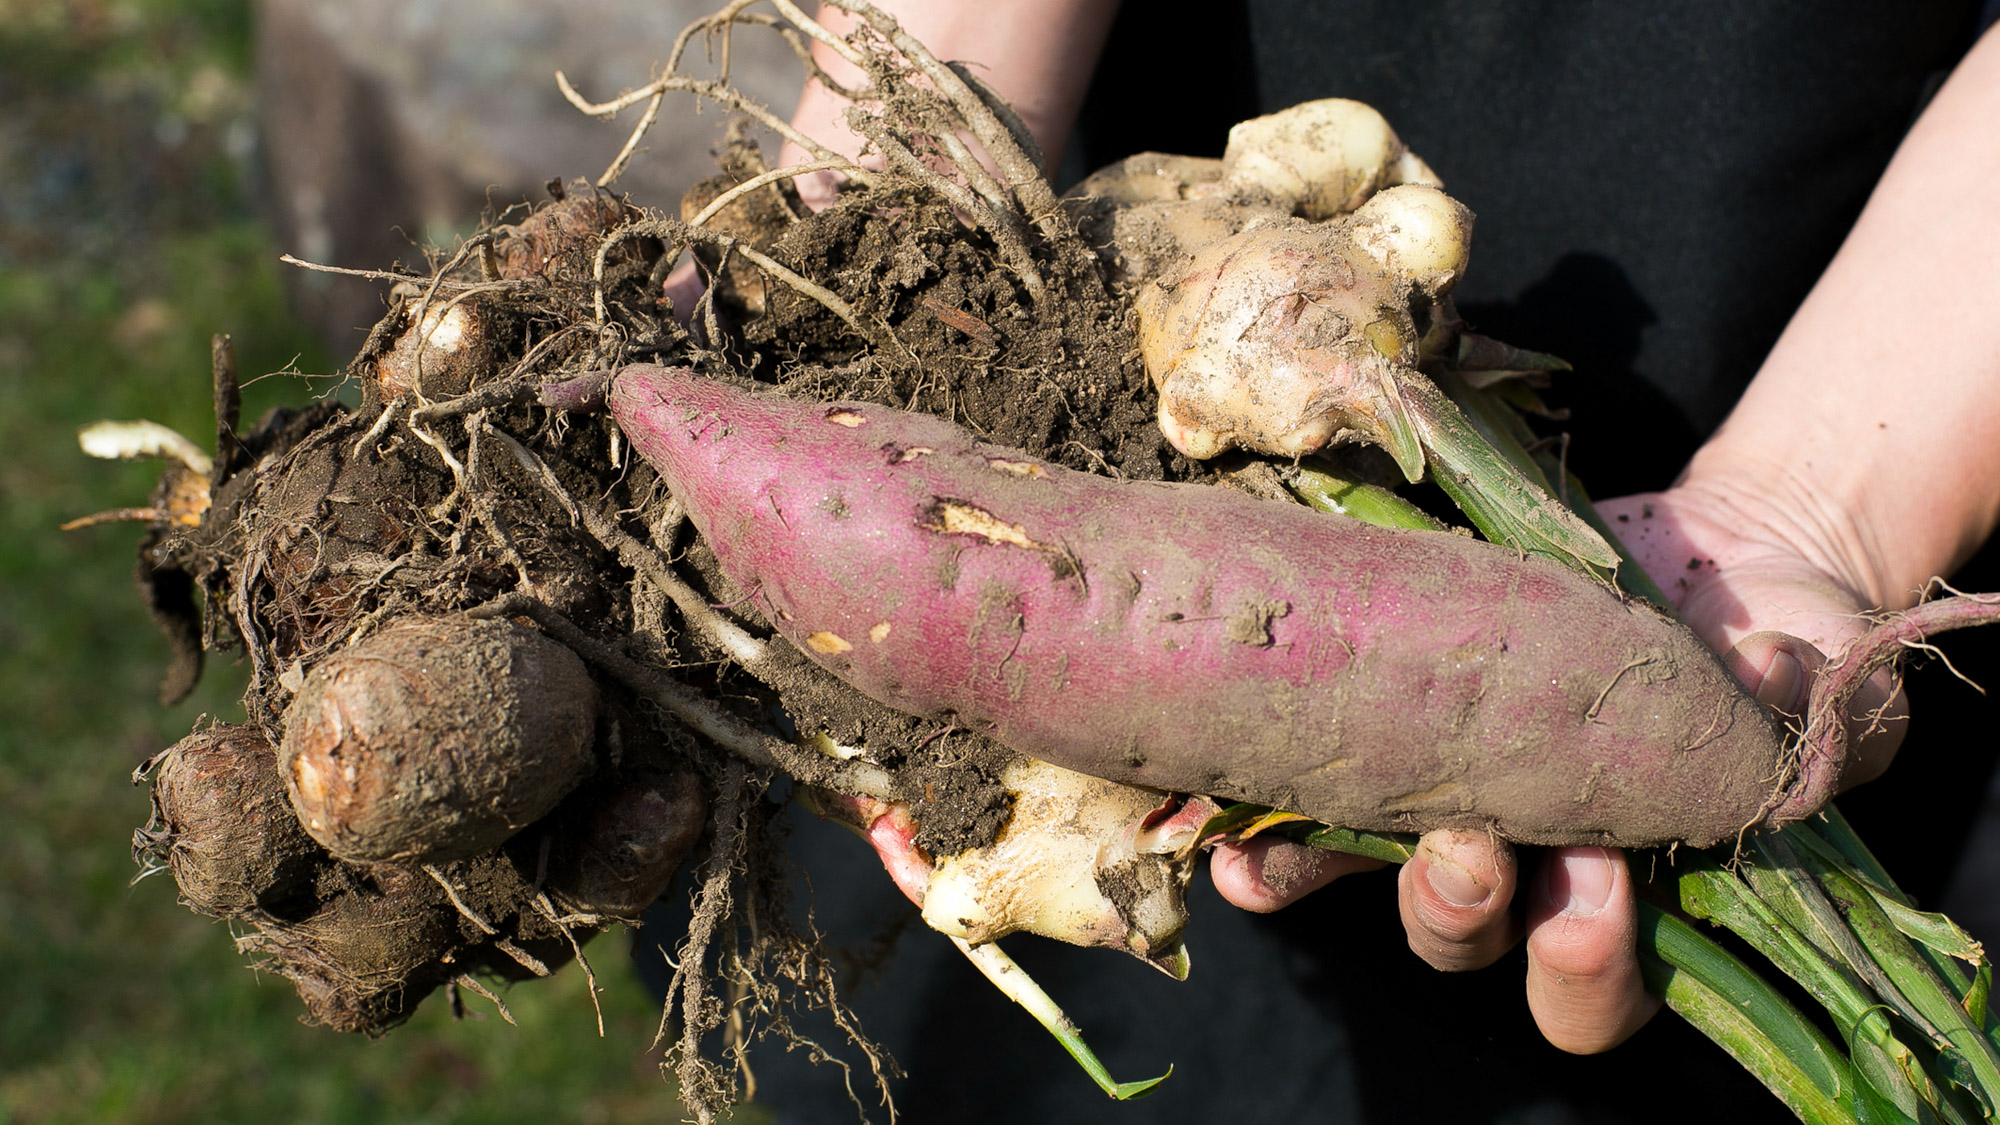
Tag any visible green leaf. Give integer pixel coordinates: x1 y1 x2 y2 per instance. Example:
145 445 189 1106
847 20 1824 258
1113 1069 1172 1101
1678 848 1880 1033
1873 898 1988 966
1927 1049 1993 1124
1428 369 1675 606
1453 331 1572 375
1402 372 1619 573
1194 802 1283 844
1235 809 1314 839
1291 824 1419 864
1790 816 1995 1048
1207 805 1418 865
1847 1008 1941 1123
1967 963 1991 1029
1788 839 2000 1106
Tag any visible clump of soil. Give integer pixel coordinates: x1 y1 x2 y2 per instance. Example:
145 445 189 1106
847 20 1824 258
737 182 1174 480
108 3 1206 1117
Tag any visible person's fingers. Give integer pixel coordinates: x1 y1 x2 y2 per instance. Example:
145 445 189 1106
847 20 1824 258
1209 837 1382 912
1397 828 1521 971
1522 846 1659 1053
1722 629 1819 716
1723 630 1907 787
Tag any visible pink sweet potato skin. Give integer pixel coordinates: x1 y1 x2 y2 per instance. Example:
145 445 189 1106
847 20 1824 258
611 364 1797 848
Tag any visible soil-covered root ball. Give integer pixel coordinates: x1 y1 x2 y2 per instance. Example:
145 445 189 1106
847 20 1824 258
135 723 325 918
279 616 599 864
240 865 463 1035
539 768 708 920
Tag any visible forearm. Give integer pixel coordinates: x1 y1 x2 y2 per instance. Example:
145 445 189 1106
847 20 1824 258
787 0 1117 168
1684 24 2000 610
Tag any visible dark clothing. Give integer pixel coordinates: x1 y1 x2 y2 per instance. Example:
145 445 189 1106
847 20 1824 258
1079 0 1980 495
646 5 1999 1122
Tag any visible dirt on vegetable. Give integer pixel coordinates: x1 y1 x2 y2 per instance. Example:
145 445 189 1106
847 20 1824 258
93 4 1186 1113
81 3 1905 1121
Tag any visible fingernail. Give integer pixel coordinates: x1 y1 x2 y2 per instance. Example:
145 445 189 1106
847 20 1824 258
1555 850 1615 917
1423 850 1491 908
1759 649 1808 715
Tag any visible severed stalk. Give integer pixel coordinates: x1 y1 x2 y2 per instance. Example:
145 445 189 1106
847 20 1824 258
950 937 1170 1102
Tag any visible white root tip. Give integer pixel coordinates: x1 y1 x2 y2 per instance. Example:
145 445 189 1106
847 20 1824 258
78 419 214 475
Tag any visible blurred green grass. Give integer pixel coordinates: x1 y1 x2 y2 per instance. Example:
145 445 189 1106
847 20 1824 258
0 4 710 1121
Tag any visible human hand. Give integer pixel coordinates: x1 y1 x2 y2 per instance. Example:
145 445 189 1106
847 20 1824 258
1597 483 1905 787
1209 827 1659 1054
1208 477 1905 1053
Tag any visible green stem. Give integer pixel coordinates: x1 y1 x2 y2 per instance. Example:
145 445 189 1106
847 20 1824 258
1288 463 1446 531
948 937 1170 1101
1788 838 2000 1113
1407 371 1619 574
1436 369 1672 607
1754 832 1946 1044
1675 849 1879 1032
1293 827 1869 1121
1801 813 1991 1034
1638 903 1868 1125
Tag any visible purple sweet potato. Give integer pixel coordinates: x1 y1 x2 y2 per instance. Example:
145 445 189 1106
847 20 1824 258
609 363 1823 848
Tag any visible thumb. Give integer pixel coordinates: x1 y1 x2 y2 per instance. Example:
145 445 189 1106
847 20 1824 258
1723 629 1905 789
1721 630 1824 719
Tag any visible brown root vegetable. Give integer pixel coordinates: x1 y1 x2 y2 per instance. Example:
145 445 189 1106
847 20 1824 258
541 769 708 920
610 364 1813 849
136 723 324 917
279 616 599 864
1346 183 1475 303
1132 182 1614 574
917 758 1210 977
489 190 643 284
1064 152 1283 289
1069 152 1227 206
809 763 1212 977
1086 196 1283 290
241 865 462 1035
373 296 502 400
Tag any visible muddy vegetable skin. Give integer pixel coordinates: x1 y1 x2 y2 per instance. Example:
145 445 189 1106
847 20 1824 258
279 616 600 863
138 723 323 917
611 364 1820 849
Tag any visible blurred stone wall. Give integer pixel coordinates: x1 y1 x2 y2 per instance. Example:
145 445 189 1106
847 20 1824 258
256 0 804 356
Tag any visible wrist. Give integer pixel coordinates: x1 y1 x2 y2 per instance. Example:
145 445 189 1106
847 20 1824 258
1672 447 1897 609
